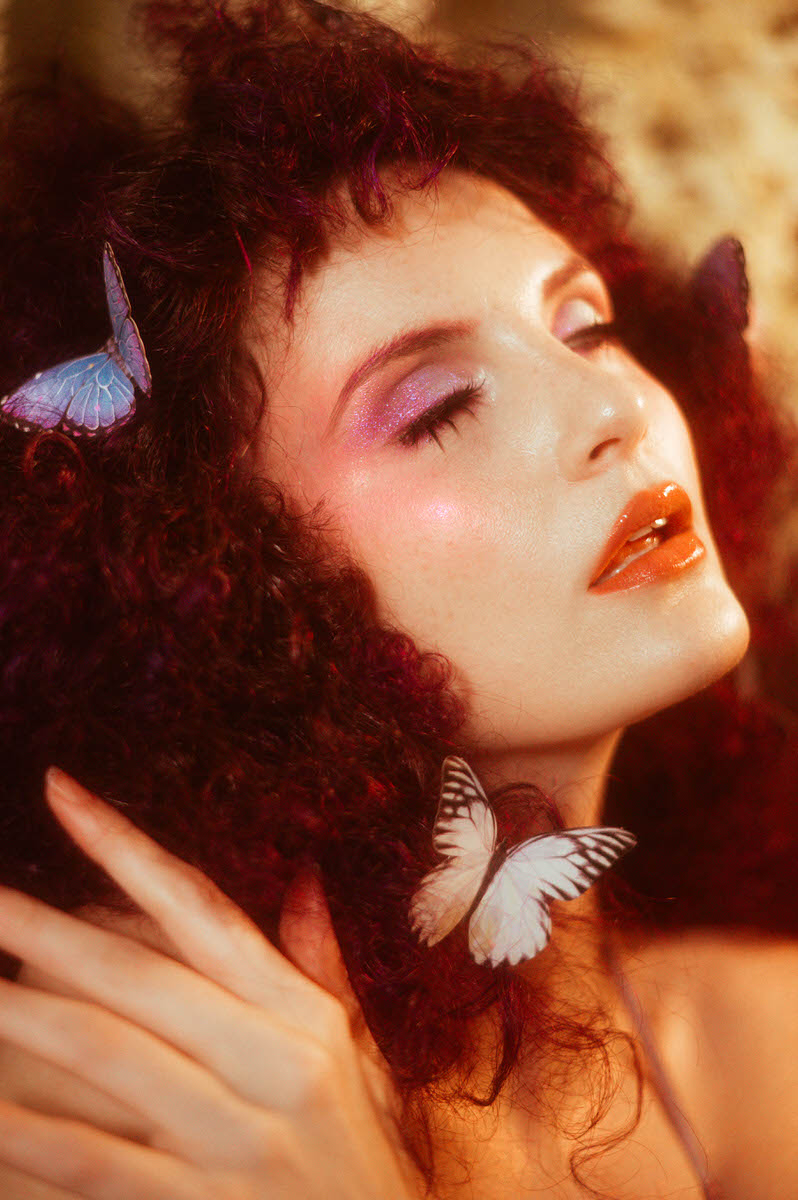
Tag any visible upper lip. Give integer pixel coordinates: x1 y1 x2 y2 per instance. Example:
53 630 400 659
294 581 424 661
588 481 693 587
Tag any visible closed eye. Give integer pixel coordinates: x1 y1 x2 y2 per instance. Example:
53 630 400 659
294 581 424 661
553 286 618 355
564 320 619 353
396 378 485 450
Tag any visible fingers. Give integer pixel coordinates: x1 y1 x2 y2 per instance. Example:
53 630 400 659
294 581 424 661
0 884 357 1119
43 769 335 1021
0 1098 202 1200
0 769 382 1125
0 885 251 1072
0 772 415 1199
0 978 274 1169
278 871 400 1118
278 868 359 1018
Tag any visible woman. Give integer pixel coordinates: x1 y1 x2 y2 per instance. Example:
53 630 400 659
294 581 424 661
0 1 796 1196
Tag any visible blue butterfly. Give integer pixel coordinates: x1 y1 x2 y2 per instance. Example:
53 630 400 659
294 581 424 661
1 244 152 436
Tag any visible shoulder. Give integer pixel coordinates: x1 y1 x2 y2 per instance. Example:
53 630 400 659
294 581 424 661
621 924 798 1011
622 925 798 1051
618 927 798 1197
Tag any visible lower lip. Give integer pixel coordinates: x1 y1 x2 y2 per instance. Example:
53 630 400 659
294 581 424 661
589 529 706 594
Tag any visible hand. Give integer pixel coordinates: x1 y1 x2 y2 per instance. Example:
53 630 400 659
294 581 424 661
0 769 421 1199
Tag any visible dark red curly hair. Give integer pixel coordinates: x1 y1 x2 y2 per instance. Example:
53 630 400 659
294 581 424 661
1 0 798 1186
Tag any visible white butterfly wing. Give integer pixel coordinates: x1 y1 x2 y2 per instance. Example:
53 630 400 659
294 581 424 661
468 826 636 968
410 756 497 947
468 865 551 967
409 857 491 948
432 755 496 862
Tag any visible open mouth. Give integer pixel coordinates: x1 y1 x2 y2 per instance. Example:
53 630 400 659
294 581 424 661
591 512 687 586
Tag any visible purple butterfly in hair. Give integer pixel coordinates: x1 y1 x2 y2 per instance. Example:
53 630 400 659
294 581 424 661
690 235 750 334
1 244 151 436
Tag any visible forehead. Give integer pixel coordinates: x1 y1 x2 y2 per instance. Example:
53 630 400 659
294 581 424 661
251 170 577 433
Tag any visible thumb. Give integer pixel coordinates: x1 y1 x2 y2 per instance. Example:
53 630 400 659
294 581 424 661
278 866 362 1026
279 868 402 1123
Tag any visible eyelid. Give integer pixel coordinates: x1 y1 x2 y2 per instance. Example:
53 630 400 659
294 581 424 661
550 274 614 341
388 359 482 417
395 376 486 449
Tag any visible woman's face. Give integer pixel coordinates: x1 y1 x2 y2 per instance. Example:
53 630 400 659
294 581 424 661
252 170 749 751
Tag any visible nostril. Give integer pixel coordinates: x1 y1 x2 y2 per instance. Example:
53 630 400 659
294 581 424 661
588 438 619 461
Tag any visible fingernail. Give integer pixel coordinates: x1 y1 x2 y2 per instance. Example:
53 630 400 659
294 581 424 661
45 767 95 816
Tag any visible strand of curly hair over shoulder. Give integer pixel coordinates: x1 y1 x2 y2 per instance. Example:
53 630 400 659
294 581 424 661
1 0 798 1188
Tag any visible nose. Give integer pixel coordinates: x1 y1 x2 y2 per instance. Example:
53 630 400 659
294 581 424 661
556 368 649 481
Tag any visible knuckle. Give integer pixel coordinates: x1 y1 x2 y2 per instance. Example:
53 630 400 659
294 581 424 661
260 1120 302 1175
202 1105 277 1170
215 1183 260 1200
222 1112 297 1179
50 1004 111 1065
171 860 227 908
170 862 249 930
290 1037 339 1109
234 1111 283 1170
312 992 351 1049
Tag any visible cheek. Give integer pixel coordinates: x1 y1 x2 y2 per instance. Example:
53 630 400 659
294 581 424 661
665 400 712 526
326 463 567 668
335 478 491 624
654 387 698 468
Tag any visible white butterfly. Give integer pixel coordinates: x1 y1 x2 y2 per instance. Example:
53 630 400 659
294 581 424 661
410 756 636 967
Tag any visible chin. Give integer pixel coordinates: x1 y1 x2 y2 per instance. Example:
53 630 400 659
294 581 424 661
633 581 751 727
461 574 752 750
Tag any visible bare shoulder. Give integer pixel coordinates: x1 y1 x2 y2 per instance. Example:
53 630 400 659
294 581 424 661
620 924 798 1013
618 926 798 1196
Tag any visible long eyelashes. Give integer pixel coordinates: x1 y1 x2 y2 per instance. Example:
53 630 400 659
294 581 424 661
396 379 485 449
396 320 619 451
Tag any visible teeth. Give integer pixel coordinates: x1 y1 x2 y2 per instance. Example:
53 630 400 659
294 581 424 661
599 536 661 582
591 514 676 587
627 517 668 542
596 517 671 585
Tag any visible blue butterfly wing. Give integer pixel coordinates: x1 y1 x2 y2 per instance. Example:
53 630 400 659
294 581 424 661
103 244 152 395
1 351 135 435
67 353 136 433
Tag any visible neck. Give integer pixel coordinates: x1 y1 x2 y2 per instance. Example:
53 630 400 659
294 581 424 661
466 727 624 827
416 730 644 1195
461 726 630 1045
424 731 638 1194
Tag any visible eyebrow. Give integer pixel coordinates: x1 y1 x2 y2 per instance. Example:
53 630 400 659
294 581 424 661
324 253 593 438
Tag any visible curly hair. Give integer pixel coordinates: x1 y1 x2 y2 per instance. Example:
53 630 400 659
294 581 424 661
1 0 797 1187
